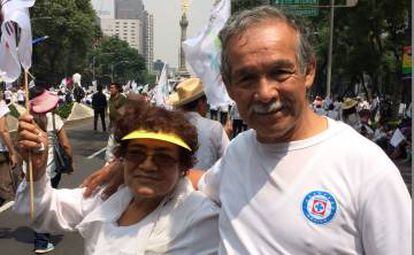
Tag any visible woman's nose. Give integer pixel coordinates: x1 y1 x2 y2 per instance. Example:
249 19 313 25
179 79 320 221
139 154 157 171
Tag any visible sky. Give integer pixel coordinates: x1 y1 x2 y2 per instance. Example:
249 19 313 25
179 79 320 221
91 0 214 68
143 0 213 68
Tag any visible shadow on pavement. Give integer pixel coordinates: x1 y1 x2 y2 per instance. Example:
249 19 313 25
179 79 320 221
0 226 63 245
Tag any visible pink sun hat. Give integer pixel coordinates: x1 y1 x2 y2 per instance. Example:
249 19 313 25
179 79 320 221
30 90 59 114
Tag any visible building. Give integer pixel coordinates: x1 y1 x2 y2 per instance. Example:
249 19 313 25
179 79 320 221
115 0 144 19
142 11 154 72
92 0 154 72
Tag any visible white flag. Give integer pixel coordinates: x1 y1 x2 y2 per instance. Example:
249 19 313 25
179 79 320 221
153 64 169 108
0 0 35 82
131 80 138 93
182 0 232 108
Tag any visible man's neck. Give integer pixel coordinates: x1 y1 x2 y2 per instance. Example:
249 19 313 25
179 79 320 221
257 109 328 144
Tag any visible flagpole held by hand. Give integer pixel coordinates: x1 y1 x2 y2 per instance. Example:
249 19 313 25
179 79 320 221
23 70 35 222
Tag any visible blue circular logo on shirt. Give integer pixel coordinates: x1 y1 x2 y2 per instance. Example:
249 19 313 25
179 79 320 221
302 190 337 225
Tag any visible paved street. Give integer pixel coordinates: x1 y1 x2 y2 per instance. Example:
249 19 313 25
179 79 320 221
0 118 108 254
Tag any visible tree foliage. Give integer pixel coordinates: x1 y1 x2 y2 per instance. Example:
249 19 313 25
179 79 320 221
87 36 147 86
31 0 100 85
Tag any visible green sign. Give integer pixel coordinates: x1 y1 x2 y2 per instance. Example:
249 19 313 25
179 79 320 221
402 46 412 76
271 0 319 16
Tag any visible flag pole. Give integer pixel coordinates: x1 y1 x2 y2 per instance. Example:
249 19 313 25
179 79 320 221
23 69 34 222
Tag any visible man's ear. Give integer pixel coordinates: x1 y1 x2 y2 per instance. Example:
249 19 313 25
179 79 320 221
222 76 236 101
304 58 316 90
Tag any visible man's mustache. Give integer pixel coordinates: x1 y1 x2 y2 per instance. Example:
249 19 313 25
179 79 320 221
249 100 283 115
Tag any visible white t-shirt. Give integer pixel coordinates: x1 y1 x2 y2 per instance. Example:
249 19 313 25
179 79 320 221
17 89 25 102
326 109 339 120
4 90 12 100
186 112 229 171
199 118 411 255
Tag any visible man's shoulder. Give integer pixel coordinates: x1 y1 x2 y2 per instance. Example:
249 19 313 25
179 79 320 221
327 121 394 169
173 178 219 216
225 129 255 152
200 116 223 128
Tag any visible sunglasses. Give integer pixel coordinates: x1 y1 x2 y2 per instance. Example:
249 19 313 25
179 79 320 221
124 148 179 168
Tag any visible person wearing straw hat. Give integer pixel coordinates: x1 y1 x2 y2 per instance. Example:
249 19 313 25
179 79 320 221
341 97 360 129
169 78 229 171
15 97 219 255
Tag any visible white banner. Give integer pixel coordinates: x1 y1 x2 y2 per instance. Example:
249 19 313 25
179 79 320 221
153 64 169 108
0 0 35 82
182 0 232 108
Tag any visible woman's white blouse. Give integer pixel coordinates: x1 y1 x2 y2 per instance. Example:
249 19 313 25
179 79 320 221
14 175 219 255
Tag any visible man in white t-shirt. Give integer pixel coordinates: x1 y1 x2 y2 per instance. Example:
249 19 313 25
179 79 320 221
196 6 410 254
17 86 26 106
82 6 411 255
4 89 12 104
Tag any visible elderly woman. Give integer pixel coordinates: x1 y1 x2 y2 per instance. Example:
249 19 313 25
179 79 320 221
14 97 219 254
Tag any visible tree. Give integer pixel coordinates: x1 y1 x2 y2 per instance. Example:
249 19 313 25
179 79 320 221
330 0 410 109
88 36 147 86
232 0 268 13
31 0 100 85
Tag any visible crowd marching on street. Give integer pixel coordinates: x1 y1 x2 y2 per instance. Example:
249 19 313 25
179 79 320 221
0 3 411 255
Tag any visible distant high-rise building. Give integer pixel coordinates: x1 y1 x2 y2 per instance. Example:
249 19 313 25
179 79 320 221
93 0 154 73
115 0 144 19
92 0 115 19
142 11 154 73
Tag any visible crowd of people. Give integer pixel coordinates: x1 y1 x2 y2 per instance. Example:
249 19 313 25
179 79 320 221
0 5 410 255
310 95 412 162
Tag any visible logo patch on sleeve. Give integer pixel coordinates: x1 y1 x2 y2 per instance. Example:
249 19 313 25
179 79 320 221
302 190 337 225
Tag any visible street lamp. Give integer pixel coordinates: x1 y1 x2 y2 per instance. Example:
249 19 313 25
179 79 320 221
111 61 131 82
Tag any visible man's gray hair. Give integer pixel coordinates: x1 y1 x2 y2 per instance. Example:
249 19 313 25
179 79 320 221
219 6 315 84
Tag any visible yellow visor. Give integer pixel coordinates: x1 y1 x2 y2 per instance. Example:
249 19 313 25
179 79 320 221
121 130 191 151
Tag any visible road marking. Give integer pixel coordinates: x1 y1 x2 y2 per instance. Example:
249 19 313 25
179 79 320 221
0 201 15 214
87 147 106 159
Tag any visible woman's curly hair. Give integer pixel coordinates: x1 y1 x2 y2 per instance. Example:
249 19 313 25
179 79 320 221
114 95 198 175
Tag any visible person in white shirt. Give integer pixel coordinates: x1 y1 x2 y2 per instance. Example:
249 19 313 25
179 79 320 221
313 104 326 116
27 84 74 254
4 89 12 104
198 6 410 254
326 103 340 120
170 78 229 171
80 6 411 255
229 102 245 138
15 98 219 255
17 86 25 105
342 98 361 129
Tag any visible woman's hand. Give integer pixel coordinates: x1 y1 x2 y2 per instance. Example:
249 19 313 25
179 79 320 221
81 159 124 199
18 114 48 181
